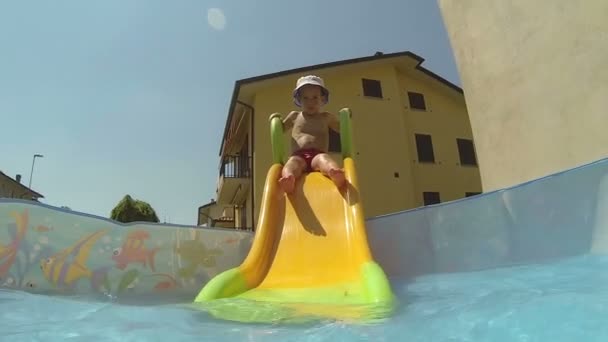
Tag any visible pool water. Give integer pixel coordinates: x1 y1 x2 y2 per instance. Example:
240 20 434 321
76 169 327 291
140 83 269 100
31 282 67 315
3 254 608 341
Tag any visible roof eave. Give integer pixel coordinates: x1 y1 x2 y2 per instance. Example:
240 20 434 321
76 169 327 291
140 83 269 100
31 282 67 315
198 199 217 211
218 80 245 156
0 171 44 199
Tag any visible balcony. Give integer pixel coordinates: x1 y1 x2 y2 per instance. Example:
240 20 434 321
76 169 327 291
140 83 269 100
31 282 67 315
216 154 251 205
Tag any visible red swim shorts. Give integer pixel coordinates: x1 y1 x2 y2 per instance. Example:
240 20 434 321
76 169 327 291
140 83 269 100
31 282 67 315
292 148 323 172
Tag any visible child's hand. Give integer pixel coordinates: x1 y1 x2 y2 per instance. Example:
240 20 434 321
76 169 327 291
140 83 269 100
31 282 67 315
324 111 340 132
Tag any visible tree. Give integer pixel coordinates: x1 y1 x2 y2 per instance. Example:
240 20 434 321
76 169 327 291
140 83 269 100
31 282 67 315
110 194 159 223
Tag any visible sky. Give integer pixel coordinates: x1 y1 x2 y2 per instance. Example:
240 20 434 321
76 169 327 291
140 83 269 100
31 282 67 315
0 0 461 226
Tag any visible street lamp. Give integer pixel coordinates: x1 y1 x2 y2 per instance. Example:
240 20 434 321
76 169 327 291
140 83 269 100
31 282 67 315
28 154 43 188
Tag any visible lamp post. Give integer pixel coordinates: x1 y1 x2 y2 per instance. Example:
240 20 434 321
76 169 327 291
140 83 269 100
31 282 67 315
28 154 43 188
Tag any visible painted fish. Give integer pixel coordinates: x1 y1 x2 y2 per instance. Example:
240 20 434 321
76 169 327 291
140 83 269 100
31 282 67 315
150 273 179 291
40 229 109 290
0 210 29 278
154 281 176 290
117 269 139 293
174 231 222 279
112 230 159 271
223 237 240 244
35 225 53 233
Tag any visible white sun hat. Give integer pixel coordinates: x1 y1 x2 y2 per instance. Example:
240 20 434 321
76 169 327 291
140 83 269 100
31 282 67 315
292 75 329 107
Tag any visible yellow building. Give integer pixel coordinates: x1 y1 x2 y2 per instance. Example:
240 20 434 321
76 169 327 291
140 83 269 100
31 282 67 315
200 51 481 230
0 171 44 201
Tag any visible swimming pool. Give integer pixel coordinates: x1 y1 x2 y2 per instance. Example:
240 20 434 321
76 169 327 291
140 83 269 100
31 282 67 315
3 254 608 341
2 157 608 340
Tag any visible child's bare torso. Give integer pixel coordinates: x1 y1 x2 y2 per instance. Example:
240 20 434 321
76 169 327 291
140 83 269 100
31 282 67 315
290 112 330 152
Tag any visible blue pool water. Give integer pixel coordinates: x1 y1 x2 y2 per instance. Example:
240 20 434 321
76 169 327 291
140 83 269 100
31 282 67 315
3 254 608 341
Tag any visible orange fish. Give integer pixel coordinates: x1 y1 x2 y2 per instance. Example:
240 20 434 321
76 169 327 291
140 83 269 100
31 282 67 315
151 273 179 291
112 230 159 271
223 237 240 244
35 225 53 233
154 281 175 290
128 230 150 240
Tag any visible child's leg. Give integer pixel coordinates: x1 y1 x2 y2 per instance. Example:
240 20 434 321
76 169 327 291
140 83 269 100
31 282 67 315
311 153 346 188
279 156 306 193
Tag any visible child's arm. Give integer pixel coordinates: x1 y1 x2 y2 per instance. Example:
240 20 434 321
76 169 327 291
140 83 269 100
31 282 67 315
325 112 340 132
283 111 298 131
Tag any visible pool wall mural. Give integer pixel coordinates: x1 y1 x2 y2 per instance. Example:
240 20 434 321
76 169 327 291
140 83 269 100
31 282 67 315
1 156 608 300
0 201 253 299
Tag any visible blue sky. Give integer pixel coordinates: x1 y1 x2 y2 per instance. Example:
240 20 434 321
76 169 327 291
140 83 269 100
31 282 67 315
0 0 461 226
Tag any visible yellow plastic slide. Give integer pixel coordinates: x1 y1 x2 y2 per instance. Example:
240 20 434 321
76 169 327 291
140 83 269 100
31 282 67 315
194 108 395 322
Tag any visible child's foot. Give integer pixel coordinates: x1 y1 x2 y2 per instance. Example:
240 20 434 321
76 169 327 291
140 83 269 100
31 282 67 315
328 168 346 189
278 174 296 194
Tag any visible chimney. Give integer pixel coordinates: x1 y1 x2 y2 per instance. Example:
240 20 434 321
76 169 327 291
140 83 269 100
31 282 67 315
16 174 21 183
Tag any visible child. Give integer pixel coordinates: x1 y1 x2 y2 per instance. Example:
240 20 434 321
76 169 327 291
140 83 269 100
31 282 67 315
277 75 346 194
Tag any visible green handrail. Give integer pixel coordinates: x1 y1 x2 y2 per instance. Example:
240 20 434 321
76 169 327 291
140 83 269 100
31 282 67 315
339 108 353 159
269 113 286 164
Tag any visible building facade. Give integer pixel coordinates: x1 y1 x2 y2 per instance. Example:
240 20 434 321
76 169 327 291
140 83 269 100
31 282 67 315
201 51 481 230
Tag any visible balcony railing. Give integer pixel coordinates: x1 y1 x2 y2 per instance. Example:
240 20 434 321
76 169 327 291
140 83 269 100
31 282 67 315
220 155 251 178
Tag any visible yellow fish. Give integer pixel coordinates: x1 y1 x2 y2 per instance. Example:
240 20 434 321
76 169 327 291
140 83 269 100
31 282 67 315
40 229 109 289
0 210 28 278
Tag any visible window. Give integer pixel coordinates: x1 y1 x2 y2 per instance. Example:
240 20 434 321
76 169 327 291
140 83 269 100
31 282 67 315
328 129 341 152
457 138 477 166
465 192 481 197
415 134 435 163
408 92 426 110
362 78 383 98
423 192 441 205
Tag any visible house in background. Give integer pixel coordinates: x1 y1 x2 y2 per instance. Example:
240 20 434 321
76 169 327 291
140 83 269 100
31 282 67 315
197 200 238 228
0 171 44 201
200 51 482 230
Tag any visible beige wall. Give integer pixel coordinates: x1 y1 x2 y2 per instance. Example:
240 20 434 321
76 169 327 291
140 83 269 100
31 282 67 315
438 0 608 191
